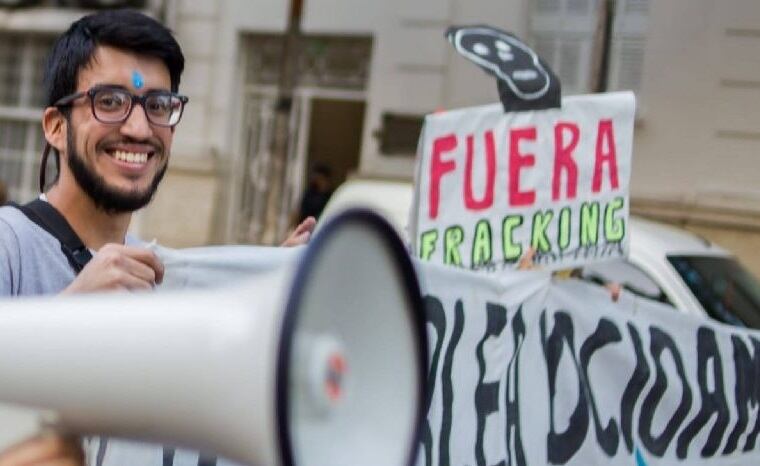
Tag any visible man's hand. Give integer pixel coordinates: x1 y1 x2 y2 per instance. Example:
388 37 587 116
604 282 623 302
62 244 164 294
281 216 317 247
0 434 84 466
516 247 536 270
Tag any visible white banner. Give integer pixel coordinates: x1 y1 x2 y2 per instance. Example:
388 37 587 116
154 244 760 466
418 263 760 466
410 92 635 271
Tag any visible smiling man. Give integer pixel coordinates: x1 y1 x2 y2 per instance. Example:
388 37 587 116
0 9 310 466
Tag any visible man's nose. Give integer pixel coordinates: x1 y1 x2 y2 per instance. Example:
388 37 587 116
120 103 153 140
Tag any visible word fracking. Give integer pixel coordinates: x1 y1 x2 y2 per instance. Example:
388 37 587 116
419 197 626 269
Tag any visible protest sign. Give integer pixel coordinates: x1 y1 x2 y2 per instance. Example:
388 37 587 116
410 92 636 271
417 263 760 466
152 244 760 465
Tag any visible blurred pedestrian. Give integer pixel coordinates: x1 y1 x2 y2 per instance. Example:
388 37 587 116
298 163 334 222
0 180 7 206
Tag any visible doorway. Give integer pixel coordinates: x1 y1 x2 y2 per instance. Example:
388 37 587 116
303 97 366 202
231 33 372 244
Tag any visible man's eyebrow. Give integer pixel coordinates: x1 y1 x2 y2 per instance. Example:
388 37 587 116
92 83 129 91
90 84 172 93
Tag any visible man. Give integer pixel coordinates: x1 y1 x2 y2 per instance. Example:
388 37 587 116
0 180 7 205
0 9 313 466
297 163 333 223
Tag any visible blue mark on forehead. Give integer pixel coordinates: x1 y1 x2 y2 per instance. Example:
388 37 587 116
132 70 144 89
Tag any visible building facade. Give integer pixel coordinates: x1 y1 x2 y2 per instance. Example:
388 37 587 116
0 0 758 274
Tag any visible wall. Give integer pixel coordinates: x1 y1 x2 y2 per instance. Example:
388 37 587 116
630 0 760 210
626 0 760 274
353 0 528 179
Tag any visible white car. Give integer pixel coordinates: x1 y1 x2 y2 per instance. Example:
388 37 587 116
320 177 760 329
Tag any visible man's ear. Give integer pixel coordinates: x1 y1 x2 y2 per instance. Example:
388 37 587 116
42 107 67 154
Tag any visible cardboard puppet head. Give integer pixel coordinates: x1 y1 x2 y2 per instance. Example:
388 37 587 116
446 25 561 112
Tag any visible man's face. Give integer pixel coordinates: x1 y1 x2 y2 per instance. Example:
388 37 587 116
63 45 174 213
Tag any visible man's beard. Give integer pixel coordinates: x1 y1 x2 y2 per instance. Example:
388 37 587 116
66 127 167 214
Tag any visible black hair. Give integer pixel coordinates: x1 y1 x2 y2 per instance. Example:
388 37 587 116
311 163 332 179
40 9 184 191
45 9 184 105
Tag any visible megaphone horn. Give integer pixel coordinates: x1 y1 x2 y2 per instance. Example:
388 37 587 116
0 209 428 466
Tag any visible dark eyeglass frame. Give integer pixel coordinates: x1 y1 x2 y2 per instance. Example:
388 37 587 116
53 85 189 128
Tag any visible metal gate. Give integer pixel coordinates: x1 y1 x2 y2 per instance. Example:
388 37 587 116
235 88 304 244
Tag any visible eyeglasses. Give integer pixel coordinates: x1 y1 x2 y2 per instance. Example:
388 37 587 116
38 86 189 192
54 85 189 128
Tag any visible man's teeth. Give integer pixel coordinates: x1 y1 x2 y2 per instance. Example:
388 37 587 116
112 151 149 164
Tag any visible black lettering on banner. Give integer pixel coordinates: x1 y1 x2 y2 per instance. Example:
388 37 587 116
676 327 729 458
505 307 527 466
579 318 622 456
638 327 692 457
621 323 651 453
746 338 760 452
421 295 447 466
724 336 760 453
475 303 508 466
541 311 588 464
440 300 465 466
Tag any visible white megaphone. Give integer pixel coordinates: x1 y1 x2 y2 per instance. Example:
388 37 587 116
0 209 428 466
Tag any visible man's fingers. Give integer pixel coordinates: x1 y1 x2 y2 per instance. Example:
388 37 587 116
119 246 165 284
117 270 155 291
121 255 159 286
605 282 622 302
517 247 536 270
30 460 83 466
292 231 311 244
0 434 82 466
63 244 165 294
281 217 317 247
296 216 317 234
28 460 82 466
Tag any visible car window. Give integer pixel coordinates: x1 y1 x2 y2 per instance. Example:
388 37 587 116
581 259 673 306
668 255 760 329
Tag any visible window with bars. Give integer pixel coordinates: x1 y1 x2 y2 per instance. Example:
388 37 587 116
528 0 649 97
0 33 54 203
607 0 649 93
529 0 597 95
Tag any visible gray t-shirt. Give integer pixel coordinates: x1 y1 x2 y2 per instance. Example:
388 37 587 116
0 205 236 466
0 205 77 296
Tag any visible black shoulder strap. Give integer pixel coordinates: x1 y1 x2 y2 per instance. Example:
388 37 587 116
13 199 93 273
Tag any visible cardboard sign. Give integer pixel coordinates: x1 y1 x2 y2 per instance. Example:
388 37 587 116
410 92 636 271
